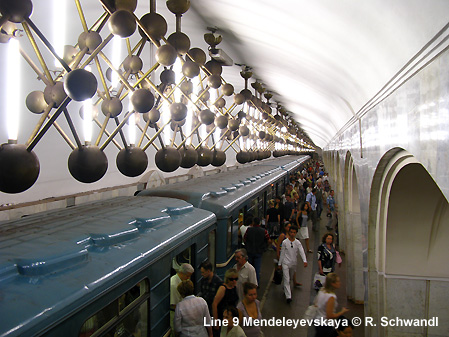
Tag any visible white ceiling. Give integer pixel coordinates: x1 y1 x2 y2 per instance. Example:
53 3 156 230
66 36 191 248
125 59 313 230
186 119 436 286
187 0 449 147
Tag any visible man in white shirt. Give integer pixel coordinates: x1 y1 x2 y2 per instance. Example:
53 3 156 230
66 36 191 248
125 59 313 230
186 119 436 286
277 226 308 303
171 263 194 336
233 248 258 301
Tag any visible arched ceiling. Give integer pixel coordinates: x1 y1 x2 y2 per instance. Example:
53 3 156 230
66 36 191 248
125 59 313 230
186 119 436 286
187 0 449 147
0 0 449 203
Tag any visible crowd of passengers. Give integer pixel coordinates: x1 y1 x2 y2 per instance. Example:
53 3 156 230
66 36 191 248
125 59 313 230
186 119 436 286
170 160 353 337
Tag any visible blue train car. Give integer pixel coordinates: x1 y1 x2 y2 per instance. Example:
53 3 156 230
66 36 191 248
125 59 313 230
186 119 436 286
0 196 216 337
139 155 309 276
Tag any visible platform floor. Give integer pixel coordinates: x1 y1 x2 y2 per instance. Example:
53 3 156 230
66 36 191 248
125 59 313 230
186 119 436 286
255 216 365 337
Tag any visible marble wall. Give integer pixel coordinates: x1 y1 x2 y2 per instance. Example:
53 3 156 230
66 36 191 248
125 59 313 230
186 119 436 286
323 44 449 336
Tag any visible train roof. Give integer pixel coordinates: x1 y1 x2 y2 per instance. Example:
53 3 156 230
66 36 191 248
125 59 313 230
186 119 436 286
139 155 309 218
0 196 216 337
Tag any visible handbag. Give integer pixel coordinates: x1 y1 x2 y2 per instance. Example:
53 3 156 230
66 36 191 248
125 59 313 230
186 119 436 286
303 304 318 320
336 251 342 264
313 272 326 290
303 294 318 320
273 268 282 285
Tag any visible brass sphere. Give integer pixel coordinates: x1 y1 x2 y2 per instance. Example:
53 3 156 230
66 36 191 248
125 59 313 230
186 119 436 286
143 108 160 124
236 151 250 164
237 110 246 120
68 145 108 183
167 0 191 15
155 44 178 67
0 143 40 193
239 125 250 137
197 147 213 167
215 115 228 129
214 97 226 109
228 118 240 131
240 88 252 101
234 93 245 105
199 109 215 125
205 60 222 75
222 83 234 96
0 0 32 23
167 32 190 55
108 9 136 37
160 68 176 85
212 150 226 167
116 146 148 177
155 147 181 172
179 146 198 169
199 90 210 102
170 102 188 121
123 55 143 74
101 97 123 117
64 68 98 102
139 12 167 41
44 82 67 108
130 88 154 113
78 31 102 54
26 91 47 114
207 74 222 89
188 47 206 65
115 0 137 12
182 60 200 78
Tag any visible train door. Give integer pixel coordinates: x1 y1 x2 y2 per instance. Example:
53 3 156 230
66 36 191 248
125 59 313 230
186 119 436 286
78 279 150 337
263 191 268 219
208 229 216 268
257 192 264 218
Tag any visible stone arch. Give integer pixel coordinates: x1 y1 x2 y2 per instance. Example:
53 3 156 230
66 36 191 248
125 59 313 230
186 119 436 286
366 147 449 336
343 150 364 303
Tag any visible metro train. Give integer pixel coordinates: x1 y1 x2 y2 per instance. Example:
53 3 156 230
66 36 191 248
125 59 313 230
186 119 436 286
0 155 309 337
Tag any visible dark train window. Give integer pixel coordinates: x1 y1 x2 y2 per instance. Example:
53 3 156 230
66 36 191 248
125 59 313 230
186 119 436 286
79 280 149 337
227 217 232 256
173 247 192 271
208 230 216 267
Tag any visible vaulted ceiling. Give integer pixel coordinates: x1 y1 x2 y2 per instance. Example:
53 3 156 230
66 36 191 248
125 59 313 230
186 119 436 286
1 0 449 203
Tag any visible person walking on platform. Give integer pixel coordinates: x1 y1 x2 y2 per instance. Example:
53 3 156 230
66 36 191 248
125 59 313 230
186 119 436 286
317 233 337 276
277 226 308 303
326 190 337 231
220 306 246 337
275 222 301 287
212 269 240 322
297 202 312 253
237 282 262 337
314 273 349 337
233 249 258 301
315 181 324 219
244 217 271 285
306 188 318 232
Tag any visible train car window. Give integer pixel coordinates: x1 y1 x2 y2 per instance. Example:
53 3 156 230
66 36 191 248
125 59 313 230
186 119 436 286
172 247 192 272
250 197 259 218
79 280 149 337
208 230 216 267
227 217 232 257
